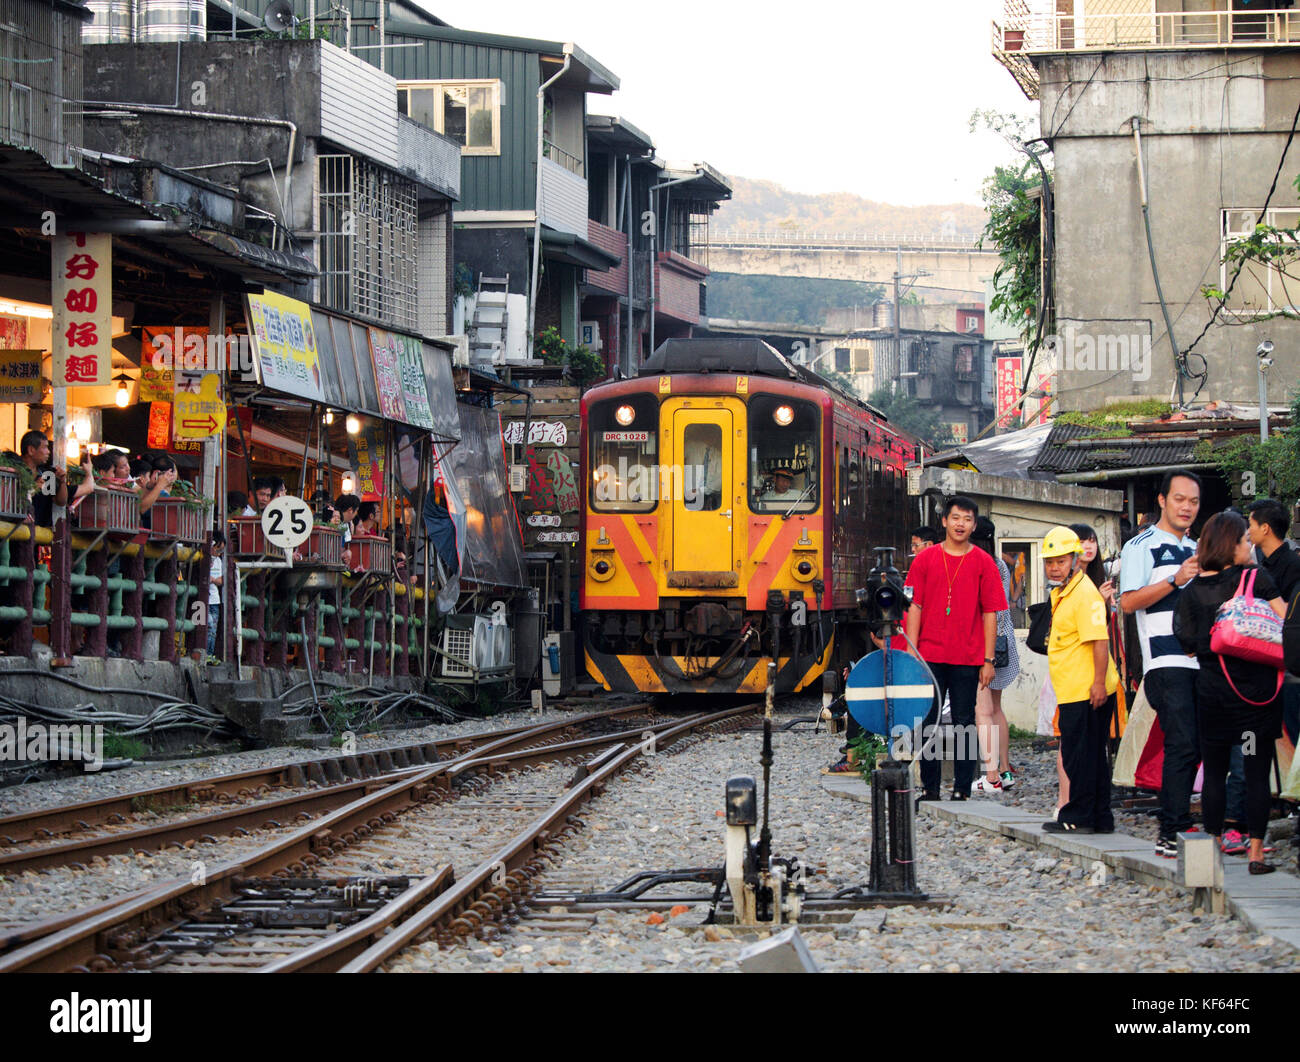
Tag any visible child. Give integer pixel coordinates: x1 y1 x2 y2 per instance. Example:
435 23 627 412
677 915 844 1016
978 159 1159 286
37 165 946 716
207 531 225 661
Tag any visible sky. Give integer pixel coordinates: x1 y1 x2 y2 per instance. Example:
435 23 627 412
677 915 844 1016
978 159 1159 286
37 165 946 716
413 0 1036 207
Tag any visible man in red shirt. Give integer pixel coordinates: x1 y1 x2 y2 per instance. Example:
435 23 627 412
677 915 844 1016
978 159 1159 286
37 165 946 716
905 495 1007 801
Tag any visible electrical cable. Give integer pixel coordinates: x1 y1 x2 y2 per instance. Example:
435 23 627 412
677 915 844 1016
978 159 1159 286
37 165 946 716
1180 88 1300 386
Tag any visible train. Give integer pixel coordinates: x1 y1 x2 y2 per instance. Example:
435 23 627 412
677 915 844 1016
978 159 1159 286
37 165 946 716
579 338 921 695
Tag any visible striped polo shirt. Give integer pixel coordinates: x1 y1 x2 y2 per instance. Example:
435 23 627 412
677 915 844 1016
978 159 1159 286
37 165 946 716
1119 524 1199 671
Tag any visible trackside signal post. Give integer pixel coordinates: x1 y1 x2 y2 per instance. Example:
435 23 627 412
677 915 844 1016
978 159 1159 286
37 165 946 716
848 548 929 898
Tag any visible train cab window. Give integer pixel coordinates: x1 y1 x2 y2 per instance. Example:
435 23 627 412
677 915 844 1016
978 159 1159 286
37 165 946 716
590 394 659 512
749 395 818 513
682 422 723 511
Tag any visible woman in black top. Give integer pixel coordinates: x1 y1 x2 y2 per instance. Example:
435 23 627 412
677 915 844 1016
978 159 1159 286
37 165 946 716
1174 512 1287 874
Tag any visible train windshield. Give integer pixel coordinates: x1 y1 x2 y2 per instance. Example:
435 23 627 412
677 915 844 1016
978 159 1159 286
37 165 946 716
748 396 818 513
589 394 659 512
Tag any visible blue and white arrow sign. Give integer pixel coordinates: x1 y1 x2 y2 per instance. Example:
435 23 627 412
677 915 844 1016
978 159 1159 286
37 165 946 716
845 648 935 737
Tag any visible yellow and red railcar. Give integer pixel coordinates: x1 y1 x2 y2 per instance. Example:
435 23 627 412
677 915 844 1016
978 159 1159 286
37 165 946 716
580 338 919 695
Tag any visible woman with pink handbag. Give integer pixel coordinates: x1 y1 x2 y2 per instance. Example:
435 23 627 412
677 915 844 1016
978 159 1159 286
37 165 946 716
1174 512 1287 874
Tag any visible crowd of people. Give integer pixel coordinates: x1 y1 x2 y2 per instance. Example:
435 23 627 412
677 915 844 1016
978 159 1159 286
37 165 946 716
851 470 1299 875
13 429 179 529
9 429 415 664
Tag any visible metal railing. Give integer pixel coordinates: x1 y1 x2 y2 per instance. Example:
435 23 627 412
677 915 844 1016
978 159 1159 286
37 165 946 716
0 515 427 677
995 4 1300 54
710 229 984 250
543 139 584 176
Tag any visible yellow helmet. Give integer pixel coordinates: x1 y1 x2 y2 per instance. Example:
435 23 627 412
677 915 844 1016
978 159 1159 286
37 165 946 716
1041 526 1083 559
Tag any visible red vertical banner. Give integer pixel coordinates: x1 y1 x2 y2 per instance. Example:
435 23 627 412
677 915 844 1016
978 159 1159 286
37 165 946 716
147 401 173 448
52 232 112 388
995 356 1022 429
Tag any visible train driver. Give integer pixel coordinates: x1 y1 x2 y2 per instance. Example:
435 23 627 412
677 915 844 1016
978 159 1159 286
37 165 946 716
761 466 807 504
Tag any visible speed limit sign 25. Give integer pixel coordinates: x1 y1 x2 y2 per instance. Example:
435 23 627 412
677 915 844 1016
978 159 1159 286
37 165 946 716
261 496 314 551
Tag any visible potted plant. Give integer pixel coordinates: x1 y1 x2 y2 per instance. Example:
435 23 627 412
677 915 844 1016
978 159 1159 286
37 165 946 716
0 452 32 520
151 479 212 543
303 517 344 567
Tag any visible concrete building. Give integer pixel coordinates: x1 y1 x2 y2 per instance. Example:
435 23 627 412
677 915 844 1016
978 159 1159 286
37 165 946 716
993 0 1300 412
81 37 461 340
584 116 732 376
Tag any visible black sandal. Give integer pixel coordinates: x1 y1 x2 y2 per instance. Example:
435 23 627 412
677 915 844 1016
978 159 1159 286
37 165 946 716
1248 861 1276 875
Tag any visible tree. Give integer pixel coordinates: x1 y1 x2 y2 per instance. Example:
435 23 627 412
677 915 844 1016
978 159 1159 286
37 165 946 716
1195 388 1300 510
970 110 1050 353
866 387 955 450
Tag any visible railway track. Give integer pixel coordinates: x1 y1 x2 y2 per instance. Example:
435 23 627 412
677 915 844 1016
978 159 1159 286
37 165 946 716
0 704 654 875
0 703 756 972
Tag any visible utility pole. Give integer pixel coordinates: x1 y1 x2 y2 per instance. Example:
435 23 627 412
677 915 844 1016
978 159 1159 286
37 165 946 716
891 247 932 390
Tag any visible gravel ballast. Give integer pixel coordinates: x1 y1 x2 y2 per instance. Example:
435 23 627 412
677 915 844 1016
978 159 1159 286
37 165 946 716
388 710 1299 973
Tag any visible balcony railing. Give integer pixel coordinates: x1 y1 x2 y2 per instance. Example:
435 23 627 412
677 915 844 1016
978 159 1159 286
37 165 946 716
543 138 584 176
993 3 1300 99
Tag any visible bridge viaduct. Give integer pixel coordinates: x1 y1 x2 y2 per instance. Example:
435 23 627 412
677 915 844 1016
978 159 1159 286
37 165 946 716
706 231 1002 296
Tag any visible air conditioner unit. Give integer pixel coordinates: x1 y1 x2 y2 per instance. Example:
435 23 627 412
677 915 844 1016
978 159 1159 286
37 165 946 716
472 614 494 670
440 614 494 677
492 621 513 668
440 615 475 678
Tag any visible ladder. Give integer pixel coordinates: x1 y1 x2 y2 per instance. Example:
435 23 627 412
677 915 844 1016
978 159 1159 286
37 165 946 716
468 274 509 367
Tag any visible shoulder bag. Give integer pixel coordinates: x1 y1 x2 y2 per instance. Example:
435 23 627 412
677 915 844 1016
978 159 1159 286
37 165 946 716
1026 600 1051 656
1209 568 1284 705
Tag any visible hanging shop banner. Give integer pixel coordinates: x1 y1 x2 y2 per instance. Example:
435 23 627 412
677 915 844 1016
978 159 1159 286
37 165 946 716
995 356 1022 429
141 325 203 399
366 328 409 423
52 232 112 388
503 420 568 446
147 401 172 449
347 424 387 501
246 292 324 401
366 328 436 431
0 349 43 403
1026 367 1054 427
394 427 424 506
173 370 226 439
397 338 434 430
147 400 203 453
0 314 28 348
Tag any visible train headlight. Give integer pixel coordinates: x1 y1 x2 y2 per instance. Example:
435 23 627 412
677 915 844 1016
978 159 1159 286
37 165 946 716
589 552 617 582
615 404 636 426
790 552 818 583
773 404 794 426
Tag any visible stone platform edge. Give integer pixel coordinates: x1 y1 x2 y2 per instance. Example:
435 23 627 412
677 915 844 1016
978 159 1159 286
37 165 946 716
822 774 1300 955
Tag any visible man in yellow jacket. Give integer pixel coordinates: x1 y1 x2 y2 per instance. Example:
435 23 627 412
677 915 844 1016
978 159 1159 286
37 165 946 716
1041 526 1119 835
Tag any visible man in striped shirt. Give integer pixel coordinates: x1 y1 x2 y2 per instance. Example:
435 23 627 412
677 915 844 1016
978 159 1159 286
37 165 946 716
1119 469 1202 859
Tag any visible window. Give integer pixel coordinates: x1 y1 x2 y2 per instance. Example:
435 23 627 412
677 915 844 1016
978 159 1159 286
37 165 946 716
852 346 873 373
9 84 31 148
834 347 851 373
999 540 1035 628
682 423 723 511
590 395 659 512
398 81 500 155
748 395 818 514
1221 207 1300 316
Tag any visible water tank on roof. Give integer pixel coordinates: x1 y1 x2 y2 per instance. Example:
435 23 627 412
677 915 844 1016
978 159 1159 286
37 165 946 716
137 0 205 41
84 0 135 43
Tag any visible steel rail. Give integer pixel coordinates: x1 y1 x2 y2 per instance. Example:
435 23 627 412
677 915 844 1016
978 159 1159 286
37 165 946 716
0 710 672 875
333 704 757 973
0 707 696 973
0 703 650 847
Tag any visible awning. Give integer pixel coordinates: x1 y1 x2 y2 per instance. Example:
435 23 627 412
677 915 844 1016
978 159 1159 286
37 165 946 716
440 404 528 589
540 227 622 271
0 144 316 285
